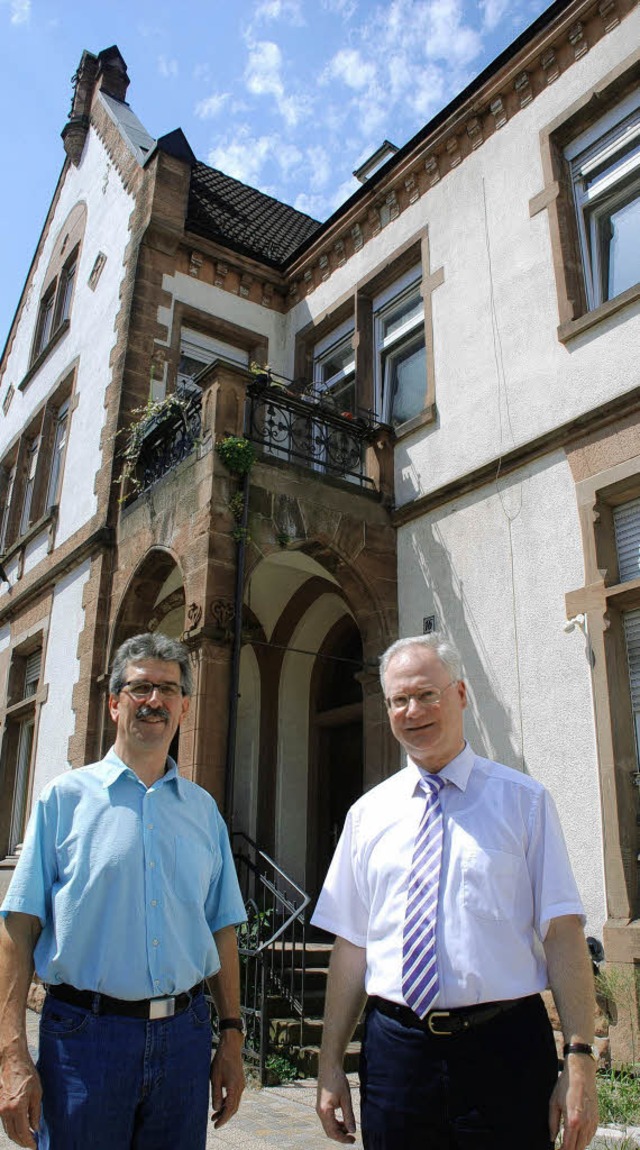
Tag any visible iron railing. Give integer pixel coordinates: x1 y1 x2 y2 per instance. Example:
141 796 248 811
133 388 202 494
232 831 311 1083
245 380 379 487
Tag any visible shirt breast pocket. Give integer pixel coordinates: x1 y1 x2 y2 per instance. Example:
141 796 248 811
174 836 218 905
461 846 521 923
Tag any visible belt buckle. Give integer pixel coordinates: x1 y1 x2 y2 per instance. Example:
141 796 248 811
149 996 175 1020
427 1010 453 1036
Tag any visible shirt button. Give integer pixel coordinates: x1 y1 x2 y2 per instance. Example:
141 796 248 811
155 980 160 988
152 939 159 947
147 824 154 830
151 899 157 907
149 861 155 869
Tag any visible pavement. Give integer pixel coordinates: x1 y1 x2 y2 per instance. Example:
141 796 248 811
1 1011 637 1149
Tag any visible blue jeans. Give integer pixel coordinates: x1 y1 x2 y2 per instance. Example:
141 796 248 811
36 990 212 1149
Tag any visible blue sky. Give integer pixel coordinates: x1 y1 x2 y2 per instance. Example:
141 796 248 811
0 0 549 341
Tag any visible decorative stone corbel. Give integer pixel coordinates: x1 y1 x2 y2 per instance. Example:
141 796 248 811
490 97 507 130
188 251 203 278
540 49 560 84
598 0 619 32
514 71 533 108
424 156 440 187
445 136 461 168
466 117 483 151
568 22 588 60
351 223 364 252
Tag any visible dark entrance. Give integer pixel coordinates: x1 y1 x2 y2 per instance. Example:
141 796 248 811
308 619 363 899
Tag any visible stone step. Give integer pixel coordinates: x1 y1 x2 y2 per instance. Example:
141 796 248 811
292 1041 361 1077
270 1015 364 1049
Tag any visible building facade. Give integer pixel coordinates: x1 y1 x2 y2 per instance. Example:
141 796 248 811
1 0 640 1053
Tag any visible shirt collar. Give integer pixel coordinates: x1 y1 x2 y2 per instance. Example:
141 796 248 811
100 747 184 796
405 741 476 795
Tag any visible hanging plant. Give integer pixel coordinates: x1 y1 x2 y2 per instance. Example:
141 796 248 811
116 392 195 499
216 436 256 477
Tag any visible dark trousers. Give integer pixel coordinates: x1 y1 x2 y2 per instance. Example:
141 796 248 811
360 994 557 1150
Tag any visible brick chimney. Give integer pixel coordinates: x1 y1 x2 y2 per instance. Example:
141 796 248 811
61 46 130 167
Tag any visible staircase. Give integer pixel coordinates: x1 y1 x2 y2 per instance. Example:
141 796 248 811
232 833 362 1082
267 937 362 1076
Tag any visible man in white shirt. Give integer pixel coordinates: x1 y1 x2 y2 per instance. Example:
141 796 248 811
312 634 598 1150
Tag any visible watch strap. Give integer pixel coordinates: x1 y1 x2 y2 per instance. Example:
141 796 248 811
563 1042 596 1061
219 1016 244 1033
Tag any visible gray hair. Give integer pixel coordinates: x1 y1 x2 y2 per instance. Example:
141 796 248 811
379 633 462 692
109 633 193 697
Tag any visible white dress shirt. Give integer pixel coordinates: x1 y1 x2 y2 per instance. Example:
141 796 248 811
311 743 584 1008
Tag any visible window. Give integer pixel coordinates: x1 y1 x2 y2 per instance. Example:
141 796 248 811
1 644 41 857
313 322 355 414
0 463 16 553
177 328 249 394
0 378 73 555
33 287 55 361
613 497 640 583
567 90 640 310
30 246 79 367
19 436 40 537
374 270 426 427
46 401 69 509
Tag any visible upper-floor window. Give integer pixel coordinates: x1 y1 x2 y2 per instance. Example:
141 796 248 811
30 246 79 367
19 437 40 537
567 90 640 311
46 401 69 510
374 270 425 427
0 378 73 556
313 320 355 414
177 328 249 394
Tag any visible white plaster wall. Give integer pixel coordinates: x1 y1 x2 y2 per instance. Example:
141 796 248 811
287 10 640 507
1 123 134 543
31 560 91 798
160 273 288 376
234 646 260 838
276 595 352 886
397 450 606 935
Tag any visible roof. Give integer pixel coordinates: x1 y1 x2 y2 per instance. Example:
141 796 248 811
186 162 321 266
99 91 156 165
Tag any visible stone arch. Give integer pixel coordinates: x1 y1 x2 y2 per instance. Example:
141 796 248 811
110 547 186 654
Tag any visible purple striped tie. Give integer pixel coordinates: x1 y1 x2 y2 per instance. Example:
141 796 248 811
402 773 445 1019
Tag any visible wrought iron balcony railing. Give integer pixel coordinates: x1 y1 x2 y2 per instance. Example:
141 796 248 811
133 388 202 495
245 380 380 487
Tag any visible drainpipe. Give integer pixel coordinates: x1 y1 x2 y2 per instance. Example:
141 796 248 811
224 470 249 829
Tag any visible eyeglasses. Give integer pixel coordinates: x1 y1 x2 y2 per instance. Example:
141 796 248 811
121 680 184 700
386 680 457 714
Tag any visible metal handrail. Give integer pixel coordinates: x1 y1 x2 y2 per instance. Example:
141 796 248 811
245 380 381 487
232 831 311 1083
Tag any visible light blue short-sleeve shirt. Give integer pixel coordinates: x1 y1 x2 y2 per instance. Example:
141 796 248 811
1 749 247 999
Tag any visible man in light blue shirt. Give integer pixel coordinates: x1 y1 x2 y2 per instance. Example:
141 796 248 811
0 632 247 1150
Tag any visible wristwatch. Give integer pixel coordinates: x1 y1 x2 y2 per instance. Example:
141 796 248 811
563 1042 596 1062
219 1016 246 1035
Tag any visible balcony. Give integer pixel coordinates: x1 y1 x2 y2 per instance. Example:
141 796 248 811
245 378 387 489
126 388 202 500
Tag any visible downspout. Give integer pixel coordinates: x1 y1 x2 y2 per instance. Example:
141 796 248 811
224 469 250 828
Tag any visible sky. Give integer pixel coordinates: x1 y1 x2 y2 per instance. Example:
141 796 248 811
0 0 551 342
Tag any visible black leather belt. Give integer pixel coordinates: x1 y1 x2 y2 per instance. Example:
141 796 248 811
46 981 205 1020
368 994 528 1036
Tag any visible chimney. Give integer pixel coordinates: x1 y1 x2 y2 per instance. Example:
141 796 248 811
61 46 130 167
96 46 130 103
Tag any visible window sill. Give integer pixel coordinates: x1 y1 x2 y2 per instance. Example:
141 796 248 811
558 282 640 343
392 403 436 441
19 320 70 391
2 509 56 569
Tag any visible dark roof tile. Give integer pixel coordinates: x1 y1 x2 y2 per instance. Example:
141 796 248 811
187 162 320 266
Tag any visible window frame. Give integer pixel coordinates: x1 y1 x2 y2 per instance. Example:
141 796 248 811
373 267 426 429
566 89 640 311
312 319 356 413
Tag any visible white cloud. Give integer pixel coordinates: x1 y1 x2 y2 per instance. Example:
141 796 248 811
253 0 304 25
325 48 376 91
321 0 357 18
244 38 307 127
158 55 178 79
307 146 331 192
480 0 510 31
195 92 230 120
208 127 277 186
3 0 31 24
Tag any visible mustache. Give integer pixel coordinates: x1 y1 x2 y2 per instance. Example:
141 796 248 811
135 704 170 722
